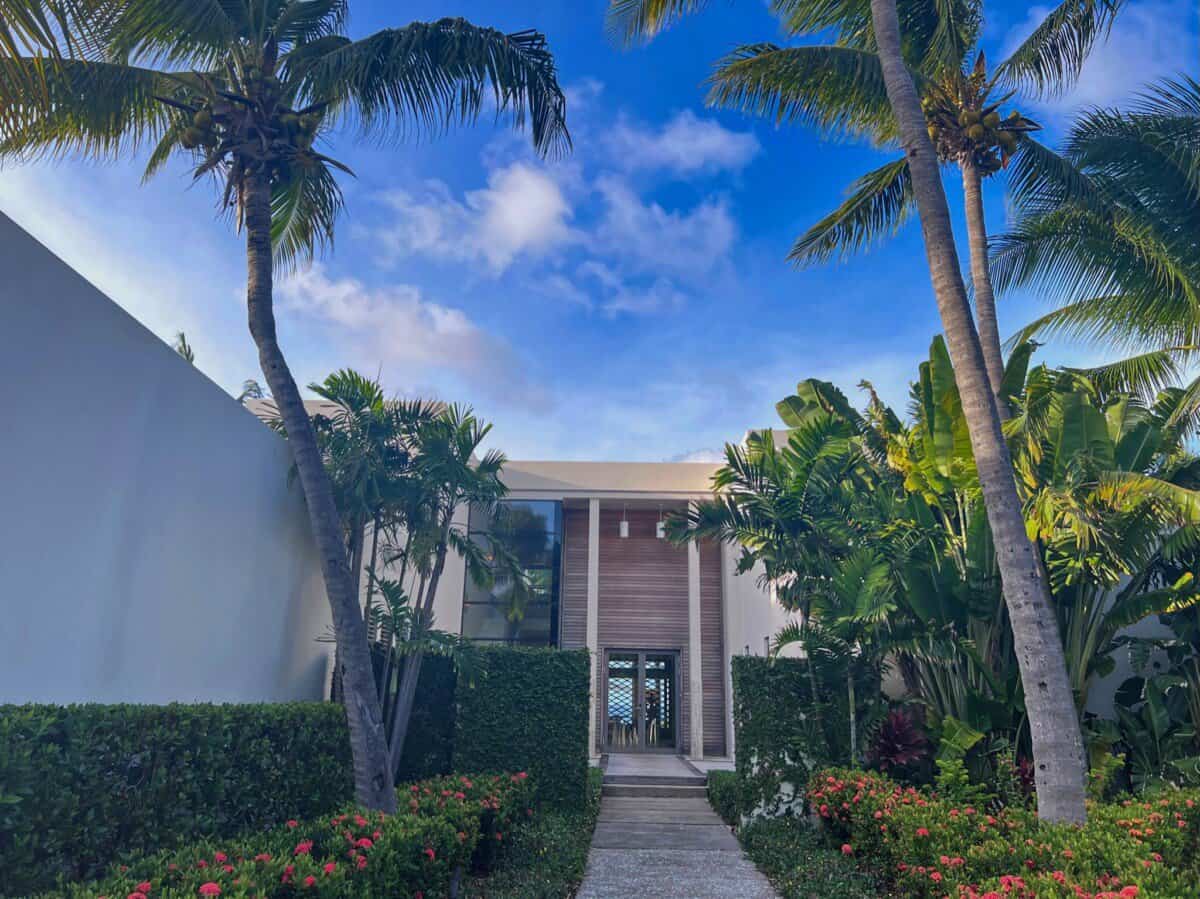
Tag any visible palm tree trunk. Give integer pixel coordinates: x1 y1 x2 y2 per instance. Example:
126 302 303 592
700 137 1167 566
388 525 452 773
243 171 397 814
868 0 1087 823
961 158 1008 418
847 666 857 765
365 512 382 637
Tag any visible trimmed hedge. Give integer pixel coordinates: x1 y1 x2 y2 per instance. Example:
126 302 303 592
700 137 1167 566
0 702 352 896
707 770 747 826
731 655 850 815
455 646 590 807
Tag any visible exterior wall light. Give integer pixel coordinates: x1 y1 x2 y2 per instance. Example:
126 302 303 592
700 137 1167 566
655 504 666 539
619 503 629 539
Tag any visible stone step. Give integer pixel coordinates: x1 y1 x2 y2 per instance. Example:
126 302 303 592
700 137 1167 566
602 782 710 799
602 774 707 787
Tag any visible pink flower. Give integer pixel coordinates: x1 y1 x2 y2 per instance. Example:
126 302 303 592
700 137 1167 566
356 837 373 849
127 893 147 899
198 885 221 897
424 847 436 861
916 827 930 837
356 856 368 870
323 862 336 875
213 852 227 863
841 844 852 855
304 875 316 888
294 840 314 856
136 883 151 894
287 819 299 829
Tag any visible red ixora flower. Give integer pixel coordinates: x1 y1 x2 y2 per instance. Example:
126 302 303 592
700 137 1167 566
213 852 227 863
136 883 152 893
424 847 436 860
127 893 147 899
198 884 221 897
303 875 317 888
356 855 368 870
323 862 337 875
356 837 373 849
841 844 853 855
287 820 299 829
294 840 314 856
916 827 930 837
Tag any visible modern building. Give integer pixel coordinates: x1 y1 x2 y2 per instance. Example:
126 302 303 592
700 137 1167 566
245 399 793 765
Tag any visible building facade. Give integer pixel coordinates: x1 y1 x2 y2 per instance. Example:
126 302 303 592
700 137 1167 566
440 461 792 762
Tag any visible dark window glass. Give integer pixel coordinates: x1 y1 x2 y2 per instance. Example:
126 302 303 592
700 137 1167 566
461 500 562 646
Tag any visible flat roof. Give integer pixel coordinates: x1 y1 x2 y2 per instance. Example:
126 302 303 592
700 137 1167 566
501 459 720 499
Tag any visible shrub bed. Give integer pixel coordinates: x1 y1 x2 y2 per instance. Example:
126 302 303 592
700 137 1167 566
53 772 535 899
739 816 883 899
808 767 1200 898
455 647 589 808
0 703 352 895
463 766 604 899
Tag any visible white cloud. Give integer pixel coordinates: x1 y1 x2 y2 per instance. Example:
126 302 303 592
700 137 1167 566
595 176 738 278
667 447 726 463
1002 1 1198 117
564 77 605 112
279 265 549 409
606 110 761 177
375 162 574 274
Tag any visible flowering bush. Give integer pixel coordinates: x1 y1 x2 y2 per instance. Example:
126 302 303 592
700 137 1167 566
56 772 535 899
807 767 1200 898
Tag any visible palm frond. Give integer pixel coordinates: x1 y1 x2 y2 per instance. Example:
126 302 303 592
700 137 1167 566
1069 349 1186 398
996 0 1123 98
298 18 570 157
707 43 896 141
0 56 173 162
604 0 710 46
788 157 913 266
101 0 247 69
271 160 344 270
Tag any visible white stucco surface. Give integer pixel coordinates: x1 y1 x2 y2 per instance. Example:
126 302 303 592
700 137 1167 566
0 212 332 703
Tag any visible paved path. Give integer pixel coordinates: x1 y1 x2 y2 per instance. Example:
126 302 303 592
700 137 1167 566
576 756 778 899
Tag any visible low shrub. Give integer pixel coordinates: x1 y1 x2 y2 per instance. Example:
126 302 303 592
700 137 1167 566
707 770 746 826
55 772 535 899
0 703 352 895
807 767 1200 898
455 647 590 808
463 767 603 899
739 816 883 899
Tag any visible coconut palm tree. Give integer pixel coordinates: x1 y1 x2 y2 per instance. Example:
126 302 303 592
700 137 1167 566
992 76 1200 417
610 0 1088 820
706 1 1120 411
0 0 569 812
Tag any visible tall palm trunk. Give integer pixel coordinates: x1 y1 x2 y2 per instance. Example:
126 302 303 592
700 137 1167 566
961 158 1008 418
243 172 397 814
847 665 857 765
868 0 1087 822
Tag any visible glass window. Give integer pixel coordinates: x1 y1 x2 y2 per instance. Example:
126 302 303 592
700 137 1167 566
461 500 562 646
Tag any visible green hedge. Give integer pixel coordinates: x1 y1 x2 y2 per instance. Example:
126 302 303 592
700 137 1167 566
454 647 590 808
0 702 352 896
731 655 853 815
707 770 747 826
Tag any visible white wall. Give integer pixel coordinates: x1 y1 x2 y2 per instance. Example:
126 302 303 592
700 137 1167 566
0 212 332 704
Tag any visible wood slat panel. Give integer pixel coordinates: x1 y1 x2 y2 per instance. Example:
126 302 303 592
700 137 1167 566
700 540 726 756
559 508 589 649
595 509 691 754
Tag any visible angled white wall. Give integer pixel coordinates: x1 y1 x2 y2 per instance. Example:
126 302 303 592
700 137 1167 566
0 212 331 704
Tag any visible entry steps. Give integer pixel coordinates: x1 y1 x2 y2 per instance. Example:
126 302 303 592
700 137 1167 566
601 766 708 799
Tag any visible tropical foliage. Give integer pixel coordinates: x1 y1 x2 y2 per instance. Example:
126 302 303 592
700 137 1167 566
678 336 1200 793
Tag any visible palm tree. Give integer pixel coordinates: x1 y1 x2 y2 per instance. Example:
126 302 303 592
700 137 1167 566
610 0 1088 821
992 76 1200 417
0 0 569 812
706 1 1120 411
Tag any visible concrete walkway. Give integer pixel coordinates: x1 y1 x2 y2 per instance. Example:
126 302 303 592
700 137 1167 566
576 756 778 899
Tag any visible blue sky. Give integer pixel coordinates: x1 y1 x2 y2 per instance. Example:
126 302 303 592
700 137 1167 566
2 1 1197 461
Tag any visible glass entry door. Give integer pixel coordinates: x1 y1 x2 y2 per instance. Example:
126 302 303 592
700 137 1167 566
605 650 679 752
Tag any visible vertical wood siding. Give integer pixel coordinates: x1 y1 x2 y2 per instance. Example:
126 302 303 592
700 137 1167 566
595 509 692 754
700 540 726 756
559 507 589 649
